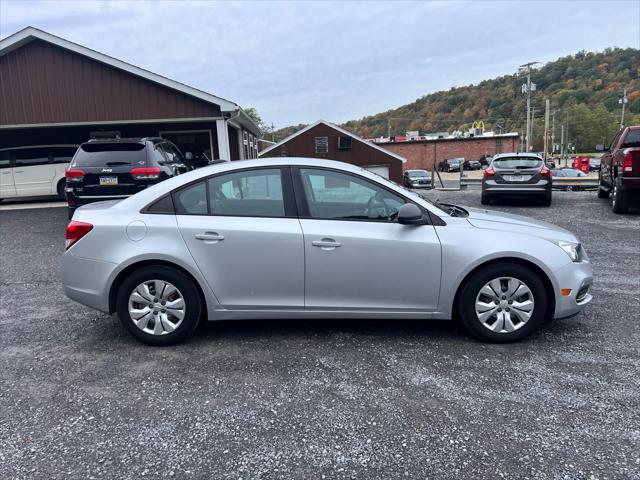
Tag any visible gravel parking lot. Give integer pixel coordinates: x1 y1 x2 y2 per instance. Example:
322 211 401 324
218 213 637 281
1 190 639 480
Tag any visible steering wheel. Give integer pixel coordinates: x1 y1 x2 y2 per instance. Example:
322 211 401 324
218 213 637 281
365 192 392 219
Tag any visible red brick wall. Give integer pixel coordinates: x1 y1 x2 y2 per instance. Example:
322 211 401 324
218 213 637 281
377 136 519 171
260 123 404 183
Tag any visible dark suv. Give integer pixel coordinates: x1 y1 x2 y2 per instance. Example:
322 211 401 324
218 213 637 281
65 138 191 218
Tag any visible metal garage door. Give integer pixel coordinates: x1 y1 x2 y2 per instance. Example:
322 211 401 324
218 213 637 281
363 165 389 179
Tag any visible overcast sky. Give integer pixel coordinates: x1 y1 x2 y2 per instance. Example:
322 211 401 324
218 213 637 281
1 1 638 127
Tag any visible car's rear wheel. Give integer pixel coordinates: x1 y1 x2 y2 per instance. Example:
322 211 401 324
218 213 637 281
597 173 609 198
56 179 66 199
116 266 202 346
541 192 552 206
611 177 628 214
458 263 547 342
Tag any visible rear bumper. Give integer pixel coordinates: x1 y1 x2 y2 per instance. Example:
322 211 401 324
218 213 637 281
620 176 640 189
482 179 551 195
61 251 117 313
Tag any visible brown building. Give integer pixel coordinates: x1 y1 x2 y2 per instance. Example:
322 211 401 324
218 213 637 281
376 133 520 171
0 27 259 161
259 120 406 182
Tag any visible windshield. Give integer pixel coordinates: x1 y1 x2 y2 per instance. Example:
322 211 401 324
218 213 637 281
408 171 429 177
72 143 146 167
448 159 462 164
492 157 542 169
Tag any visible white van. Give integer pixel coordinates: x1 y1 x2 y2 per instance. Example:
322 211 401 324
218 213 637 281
0 145 78 200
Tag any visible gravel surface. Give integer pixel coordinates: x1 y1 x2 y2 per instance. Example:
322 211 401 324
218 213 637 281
1 190 639 480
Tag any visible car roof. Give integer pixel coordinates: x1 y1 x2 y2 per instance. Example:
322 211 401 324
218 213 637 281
84 137 164 145
492 152 542 160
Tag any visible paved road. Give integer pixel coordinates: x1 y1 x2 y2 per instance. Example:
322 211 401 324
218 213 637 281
1 191 639 479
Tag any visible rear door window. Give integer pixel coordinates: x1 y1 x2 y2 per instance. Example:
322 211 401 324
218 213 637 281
208 169 285 217
72 143 146 167
14 148 49 167
50 146 77 164
0 150 11 169
622 129 640 147
492 157 542 169
174 181 207 215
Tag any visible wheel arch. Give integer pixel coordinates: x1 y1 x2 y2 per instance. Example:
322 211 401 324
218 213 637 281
451 256 556 321
108 259 208 320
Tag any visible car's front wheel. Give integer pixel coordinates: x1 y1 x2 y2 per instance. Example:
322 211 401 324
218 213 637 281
116 266 202 346
458 263 547 342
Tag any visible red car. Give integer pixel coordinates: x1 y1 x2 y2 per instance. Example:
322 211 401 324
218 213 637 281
597 126 640 213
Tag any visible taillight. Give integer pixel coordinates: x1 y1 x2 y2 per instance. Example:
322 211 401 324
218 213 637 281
540 165 551 177
623 150 633 172
65 221 93 250
484 167 495 177
65 169 85 182
131 167 161 180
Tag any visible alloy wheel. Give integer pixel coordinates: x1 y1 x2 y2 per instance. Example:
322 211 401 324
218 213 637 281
128 280 186 335
475 277 535 333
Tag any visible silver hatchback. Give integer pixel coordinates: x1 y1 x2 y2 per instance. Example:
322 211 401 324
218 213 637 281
62 158 592 345
481 153 553 206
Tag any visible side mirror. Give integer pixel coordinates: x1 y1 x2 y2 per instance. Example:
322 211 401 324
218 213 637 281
397 203 426 225
595 144 606 152
185 151 193 160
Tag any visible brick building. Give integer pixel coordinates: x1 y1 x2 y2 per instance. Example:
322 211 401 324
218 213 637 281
259 120 406 182
375 133 519 171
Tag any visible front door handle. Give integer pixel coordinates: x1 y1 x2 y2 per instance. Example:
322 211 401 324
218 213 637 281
13 170 24 173
195 232 224 243
312 238 341 250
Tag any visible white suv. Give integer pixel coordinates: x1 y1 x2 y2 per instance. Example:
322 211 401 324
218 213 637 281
0 145 77 200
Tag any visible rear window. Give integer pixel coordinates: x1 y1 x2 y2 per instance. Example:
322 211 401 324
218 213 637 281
622 129 640 147
72 143 146 167
493 157 542 169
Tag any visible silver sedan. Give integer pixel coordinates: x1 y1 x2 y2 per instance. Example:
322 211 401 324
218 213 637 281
61 158 593 345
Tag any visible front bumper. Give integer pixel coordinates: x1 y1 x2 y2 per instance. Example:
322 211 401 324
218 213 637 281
61 251 117 313
552 259 593 319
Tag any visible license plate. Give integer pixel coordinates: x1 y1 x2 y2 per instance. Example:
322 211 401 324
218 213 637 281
504 175 531 182
99 176 118 186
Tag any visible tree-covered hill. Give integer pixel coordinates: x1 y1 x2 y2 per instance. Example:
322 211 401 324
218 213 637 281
267 48 640 152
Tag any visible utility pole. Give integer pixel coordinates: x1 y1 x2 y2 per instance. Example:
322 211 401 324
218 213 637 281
551 110 557 155
566 115 570 166
271 122 275 142
543 98 550 161
520 61 540 152
560 123 565 159
619 86 628 130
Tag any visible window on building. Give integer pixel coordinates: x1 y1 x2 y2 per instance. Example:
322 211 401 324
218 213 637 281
315 137 329 154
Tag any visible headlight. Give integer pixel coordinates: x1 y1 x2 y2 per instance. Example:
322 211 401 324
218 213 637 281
555 241 581 262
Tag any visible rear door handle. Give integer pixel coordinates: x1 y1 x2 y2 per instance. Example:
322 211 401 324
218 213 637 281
195 232 224 243
312 238 341 249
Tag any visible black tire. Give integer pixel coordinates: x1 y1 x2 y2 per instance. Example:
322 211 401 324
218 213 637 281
56 179 66 199
67 208 75 220
458 262 548 343
611 177 628 214
541 192 552 206
116 266 202 346
597 172 609 199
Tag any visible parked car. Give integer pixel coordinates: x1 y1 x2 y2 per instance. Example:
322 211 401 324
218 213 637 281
438 158 464 172
596 125 640 213
403 169 432 188
463 159 482 170
546 158 557 169
551 168 588 178
0 144 77 201
65 138 191 219
481 153 552 206
589 158 601 172
479 155 493 169
61 158 592 346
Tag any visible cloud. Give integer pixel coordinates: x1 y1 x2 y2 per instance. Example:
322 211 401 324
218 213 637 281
1 0 638 127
